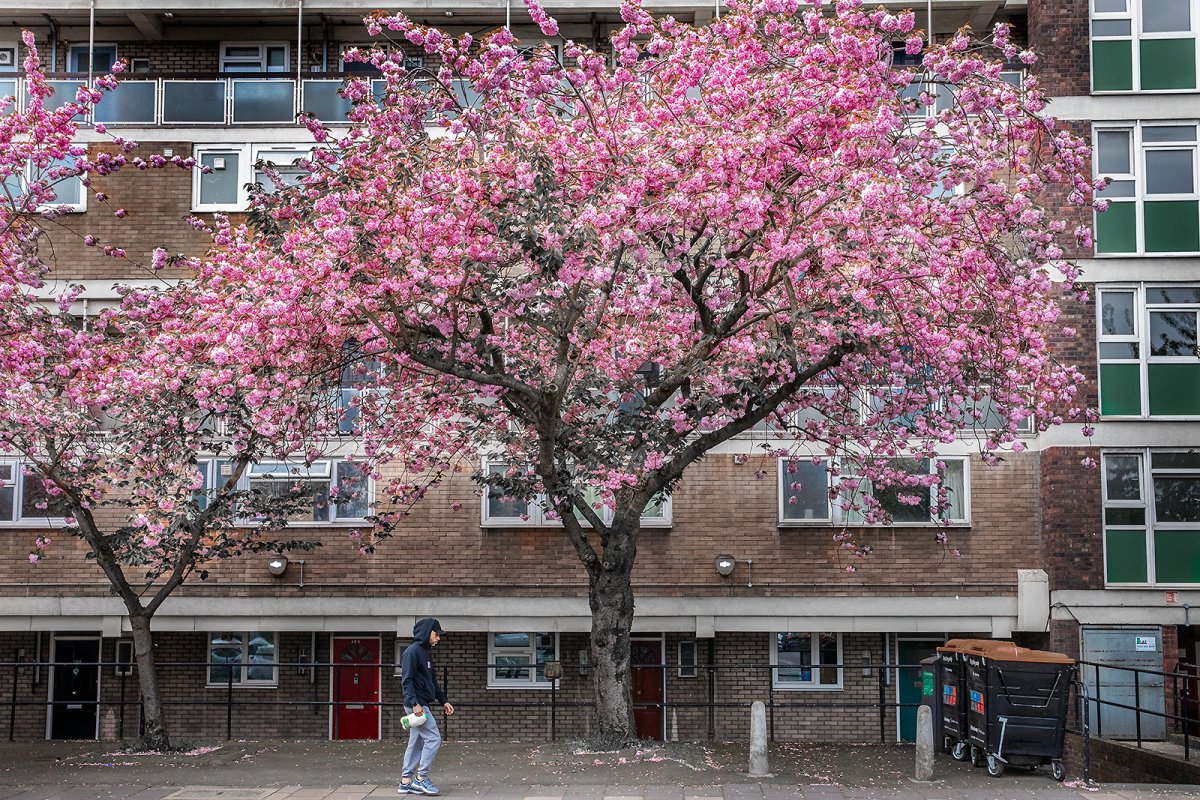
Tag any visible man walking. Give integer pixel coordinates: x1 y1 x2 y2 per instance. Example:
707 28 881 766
399 618 454 796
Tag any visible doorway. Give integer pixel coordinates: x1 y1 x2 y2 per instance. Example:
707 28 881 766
69 44 118 73
896 638 942 742
48 637 100 740
630 636 664 740
330 636 381 740
1081 626 1166 740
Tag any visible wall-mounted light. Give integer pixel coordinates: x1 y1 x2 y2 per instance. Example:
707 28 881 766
714 555 753 587
267 555 289 577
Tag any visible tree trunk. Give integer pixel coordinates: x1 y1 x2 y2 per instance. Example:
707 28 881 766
128 611 171 751
588 547 637 746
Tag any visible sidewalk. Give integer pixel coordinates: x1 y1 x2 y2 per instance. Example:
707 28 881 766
0 740 1195 800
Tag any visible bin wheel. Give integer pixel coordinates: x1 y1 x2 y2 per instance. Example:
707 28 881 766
1051 760 1066 782
986 754 1004 778
970 746 984 767
951 741 968 762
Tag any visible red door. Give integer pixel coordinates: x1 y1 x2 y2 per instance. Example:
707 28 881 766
631 639 663 740
332 637 380 740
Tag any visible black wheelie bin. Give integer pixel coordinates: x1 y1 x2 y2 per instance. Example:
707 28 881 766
936 639 976 761
962 640 1075 781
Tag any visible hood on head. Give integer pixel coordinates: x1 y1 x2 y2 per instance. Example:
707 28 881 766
413 617 444 645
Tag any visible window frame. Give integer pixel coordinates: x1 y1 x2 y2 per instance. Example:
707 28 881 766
205 631 279 688
1097 283 1200 418
677 639 698 679
479 458 672 528
777 456 970 527
1102 449 1200 587
192 143 315 212
207 458 370 525
487 631 559 689
219 42 290 74
1094 122 1200 256
0 459 70 527
1091 0 1200 93
771 632 844 691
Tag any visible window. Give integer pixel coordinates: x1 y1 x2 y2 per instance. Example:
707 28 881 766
4 157 88 213
0 460 70 525
778 457 968 526
340 44 422 74
1091 0 1197 92
220 43 289 73
193 144 314 211
1102 450 1200 585
772 632 842 689
1094 123 1200 255
1097 284 1200 416
68 44 117 74
208 459 369 523
481 459 671 527
678 640 697 678
114 640 135 676
207 631 277 686
488 632 557 688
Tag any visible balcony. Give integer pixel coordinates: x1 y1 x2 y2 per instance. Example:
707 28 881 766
0 72 457 127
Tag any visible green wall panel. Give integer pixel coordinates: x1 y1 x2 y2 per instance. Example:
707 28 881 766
1095 201 1137 254
1154 530 1200 584
1145 200 1200 252
1140 38 1197 90
1148 363 1200 415
1100 363 1143 416
1107 529 1147 584
1093 40 1134 91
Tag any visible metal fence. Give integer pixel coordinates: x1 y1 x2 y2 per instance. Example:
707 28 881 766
3 656 922 743
6 653 1199 761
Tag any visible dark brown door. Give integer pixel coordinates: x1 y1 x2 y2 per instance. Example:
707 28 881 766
631 639 663 740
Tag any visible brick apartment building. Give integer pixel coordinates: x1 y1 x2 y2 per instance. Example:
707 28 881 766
0 0 1194 745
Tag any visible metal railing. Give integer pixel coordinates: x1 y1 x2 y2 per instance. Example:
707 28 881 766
3 655 924 743
0 72 479 126
1068 658 1200 762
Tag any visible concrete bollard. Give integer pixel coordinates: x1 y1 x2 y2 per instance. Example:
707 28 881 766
915 704 935 782
749 700 770 777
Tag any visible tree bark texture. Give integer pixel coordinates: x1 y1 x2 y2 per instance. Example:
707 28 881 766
128 611 170 751
588 545 637 745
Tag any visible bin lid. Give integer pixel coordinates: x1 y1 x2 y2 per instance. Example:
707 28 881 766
937 638 997 654
959 639 1074 664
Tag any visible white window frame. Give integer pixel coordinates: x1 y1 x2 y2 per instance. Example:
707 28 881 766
114 640 135 677
1103 449 1200 586
192 143 314 212
480 458 672 528
212 458 370 525
1094 121 1200 256
219 42 290 74
340 43 423 73
1097 283 1200 418
192 144 250 212
777 456 970 527
0 459 69 527
205 631 279 688
771 632 843 690
1090 0 1200 93
487 632 559 689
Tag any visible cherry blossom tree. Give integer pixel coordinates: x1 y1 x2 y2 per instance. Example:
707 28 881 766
0 37 352 751
205 0 1098 742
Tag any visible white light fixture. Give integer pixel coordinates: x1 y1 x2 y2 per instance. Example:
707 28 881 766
267 555 289 577
715 555 735 577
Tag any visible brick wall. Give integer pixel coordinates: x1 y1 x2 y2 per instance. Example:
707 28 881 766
1064 731 1200 784
0 452 1041 597
1040 446 1103 593
1028 0 1090 97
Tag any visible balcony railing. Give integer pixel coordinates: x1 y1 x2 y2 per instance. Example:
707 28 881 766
0 72 406 126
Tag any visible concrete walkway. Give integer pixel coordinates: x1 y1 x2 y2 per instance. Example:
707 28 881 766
0 740 1195 800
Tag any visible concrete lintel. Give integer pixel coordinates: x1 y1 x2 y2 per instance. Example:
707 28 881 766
1052 589 1200 625
695 615 715 638
1016 569 1050 632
